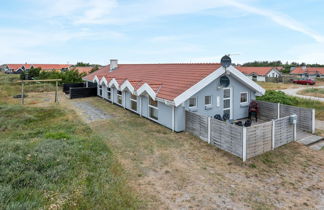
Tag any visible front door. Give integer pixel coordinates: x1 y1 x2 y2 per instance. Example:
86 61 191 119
223 88 232 119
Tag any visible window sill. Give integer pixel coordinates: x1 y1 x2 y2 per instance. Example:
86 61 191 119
205 105 212 110
240 103 249 107
188 107 198 112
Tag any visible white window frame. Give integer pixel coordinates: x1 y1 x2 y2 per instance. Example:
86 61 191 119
223 87 232 119
205 96 212 106
188 97 197 108
130 94 137 112
117 90 123 105
240 92 249 106
148 97 159 121
99 85 103 96
107 87 112 101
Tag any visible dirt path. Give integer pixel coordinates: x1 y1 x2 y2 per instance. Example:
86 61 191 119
60 97 324 210
282 86 324 102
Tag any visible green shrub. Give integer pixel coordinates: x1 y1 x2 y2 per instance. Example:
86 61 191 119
257 90 299 105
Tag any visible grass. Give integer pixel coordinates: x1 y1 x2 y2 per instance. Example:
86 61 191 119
298 88 324 98
257 82 296 90
0 73 140 209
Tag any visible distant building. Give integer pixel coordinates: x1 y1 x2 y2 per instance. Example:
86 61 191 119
290 66 324 79
236 66 282 82
71 66 95 75
2 64 72 74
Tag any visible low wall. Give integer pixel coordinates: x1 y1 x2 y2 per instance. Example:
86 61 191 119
246 121 272 159
185 111 296 161
63 83 85 94
256 100 315 133
69 87 97 99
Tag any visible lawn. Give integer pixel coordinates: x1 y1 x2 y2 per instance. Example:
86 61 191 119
298 88 324 98
0 73 140 209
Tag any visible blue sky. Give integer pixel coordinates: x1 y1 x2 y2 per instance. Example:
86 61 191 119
1 0 324 65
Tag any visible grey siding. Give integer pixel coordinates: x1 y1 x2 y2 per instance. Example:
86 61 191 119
184 75 256 120
175 106 186 132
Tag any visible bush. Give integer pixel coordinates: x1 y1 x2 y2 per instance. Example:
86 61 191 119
256 90 299 105
37 70 86 84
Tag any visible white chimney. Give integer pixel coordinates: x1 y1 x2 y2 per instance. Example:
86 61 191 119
110 59 118 72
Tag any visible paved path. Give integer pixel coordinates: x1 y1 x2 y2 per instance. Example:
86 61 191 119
281 86 324 102
71 101 113 123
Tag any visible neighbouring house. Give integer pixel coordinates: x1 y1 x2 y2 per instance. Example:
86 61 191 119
2 64 72 73
290 66 324 79
236 66 282 81
83 59 265 132
71 66 95 75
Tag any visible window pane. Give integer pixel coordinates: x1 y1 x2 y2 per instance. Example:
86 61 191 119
189 98 196 107
117 90 122 95
108 92 111 99
205 96 211 105
224 99 230 109
149 107 158 120
131 94 137 100
131 100 137 111
224 89 230 98
240 93 247 103
149 98 158 107
224 109 230 116
107 87 111 92
118 95 122 104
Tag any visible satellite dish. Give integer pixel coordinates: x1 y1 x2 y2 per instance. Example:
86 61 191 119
221 55 232 68
219 76 230 87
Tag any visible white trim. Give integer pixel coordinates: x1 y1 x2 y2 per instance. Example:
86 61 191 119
174 66 225 106
148 96 159 121
120 80 135 94
93 75 100 84
108 78 119 89
204 95 212 106
172 106 175 132
188 97 197 108
139 96 142 117
277 103 280 119
227 66 266 95
99 77 108 86
137 83 156 100
242 127 247 161
123 91 126 108
130 94 138 113
207 117 211 144
116 90 123 105
240 92 249 105
223 87 232 119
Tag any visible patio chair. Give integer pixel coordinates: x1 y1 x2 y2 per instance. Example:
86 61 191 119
214 114 222 121
248 101 258 122
223 113 230 121
244 120 252 127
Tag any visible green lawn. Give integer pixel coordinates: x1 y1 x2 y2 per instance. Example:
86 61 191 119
0 73 140 209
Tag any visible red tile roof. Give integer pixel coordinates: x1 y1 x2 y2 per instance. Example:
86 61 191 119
291 67 324 75
84 63 222 101
236 66 277 76
6 64 71 71
71 66 94 74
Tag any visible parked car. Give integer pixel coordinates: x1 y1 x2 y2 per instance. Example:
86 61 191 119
292 78 315 85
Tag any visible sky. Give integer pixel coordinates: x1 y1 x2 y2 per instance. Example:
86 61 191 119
1 0 324 65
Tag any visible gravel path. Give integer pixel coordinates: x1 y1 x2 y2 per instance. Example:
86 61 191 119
281 85 324 102
71 101 112 123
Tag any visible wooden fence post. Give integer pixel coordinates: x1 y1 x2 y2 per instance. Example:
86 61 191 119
242 127 247 161
312 109 316 134
21 81 24 105
207 117 211 144
272 120 275 149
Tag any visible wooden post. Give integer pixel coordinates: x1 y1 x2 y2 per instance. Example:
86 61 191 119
21 81 24 105
55 81 58 103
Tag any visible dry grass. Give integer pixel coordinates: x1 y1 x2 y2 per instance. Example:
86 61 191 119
257 82 297 90
298 88 324 98
68 97 324 209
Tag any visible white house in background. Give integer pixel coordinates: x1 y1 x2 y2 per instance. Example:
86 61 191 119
83 59 265 132
236 66 282 82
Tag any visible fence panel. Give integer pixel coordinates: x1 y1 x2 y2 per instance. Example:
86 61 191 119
280 104 313 132
210 119 243 158
255 100 278 120
63 83 85 94
274 116 294 148
69 87 97 99
246 122 272 159
185 111 208 141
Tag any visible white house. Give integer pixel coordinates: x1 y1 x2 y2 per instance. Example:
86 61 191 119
236 66 282 82
83 59 265 132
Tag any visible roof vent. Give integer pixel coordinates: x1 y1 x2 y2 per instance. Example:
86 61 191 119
110 59 118 72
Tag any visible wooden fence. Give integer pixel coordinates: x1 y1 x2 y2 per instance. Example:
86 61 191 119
256 100 315 133
185 111 296 161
